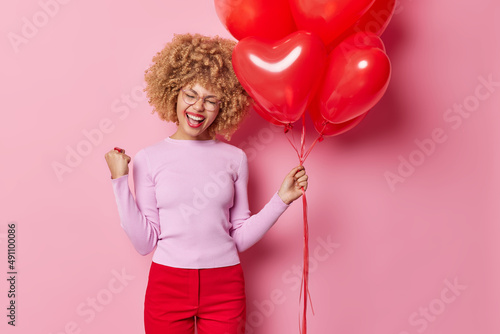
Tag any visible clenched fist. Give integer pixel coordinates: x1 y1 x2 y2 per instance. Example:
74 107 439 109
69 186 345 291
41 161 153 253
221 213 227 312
104 148 131 179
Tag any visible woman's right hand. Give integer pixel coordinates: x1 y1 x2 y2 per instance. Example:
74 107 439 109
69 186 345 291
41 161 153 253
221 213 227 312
104 148 131 179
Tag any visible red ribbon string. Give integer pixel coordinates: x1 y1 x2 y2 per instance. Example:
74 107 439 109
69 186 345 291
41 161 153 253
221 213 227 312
284 113 323 334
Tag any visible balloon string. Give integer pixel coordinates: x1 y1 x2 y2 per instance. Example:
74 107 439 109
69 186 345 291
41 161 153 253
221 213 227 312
302 134 322 162
298 113 314 334
302 121 327 162
285 133 302 162
299 187 308 334
285 115 324 164
283 113 325 334
299 114 306 163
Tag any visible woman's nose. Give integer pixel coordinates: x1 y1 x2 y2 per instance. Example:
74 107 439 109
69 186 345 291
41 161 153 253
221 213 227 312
192 98 205 111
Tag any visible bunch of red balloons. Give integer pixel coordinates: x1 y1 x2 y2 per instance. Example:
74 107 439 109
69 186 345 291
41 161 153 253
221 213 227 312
215 2 395 333
215 0 395 138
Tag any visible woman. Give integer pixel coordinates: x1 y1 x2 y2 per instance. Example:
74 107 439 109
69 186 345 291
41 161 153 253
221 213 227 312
104 33 308 334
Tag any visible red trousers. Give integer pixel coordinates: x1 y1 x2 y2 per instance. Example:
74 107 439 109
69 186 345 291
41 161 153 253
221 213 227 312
144 261 246 334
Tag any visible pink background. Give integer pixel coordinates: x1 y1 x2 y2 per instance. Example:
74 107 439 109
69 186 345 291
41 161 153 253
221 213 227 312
1 0 499 333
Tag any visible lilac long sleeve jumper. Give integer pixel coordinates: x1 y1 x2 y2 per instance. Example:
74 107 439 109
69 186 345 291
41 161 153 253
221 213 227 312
110 136 290 269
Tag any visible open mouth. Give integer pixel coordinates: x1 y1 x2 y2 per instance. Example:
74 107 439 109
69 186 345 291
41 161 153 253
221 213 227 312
185 111 205 128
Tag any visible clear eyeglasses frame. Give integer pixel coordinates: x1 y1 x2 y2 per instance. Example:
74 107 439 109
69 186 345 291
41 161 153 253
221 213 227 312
181 89 221 111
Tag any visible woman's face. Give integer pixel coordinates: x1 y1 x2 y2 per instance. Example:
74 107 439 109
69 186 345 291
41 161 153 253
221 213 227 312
174 83 221 140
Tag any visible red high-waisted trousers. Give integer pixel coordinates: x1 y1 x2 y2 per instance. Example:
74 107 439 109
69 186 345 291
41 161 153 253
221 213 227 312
144 261 246 334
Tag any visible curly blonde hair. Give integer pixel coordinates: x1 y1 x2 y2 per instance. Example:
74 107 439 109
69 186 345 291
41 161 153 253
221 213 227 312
143 33 252 141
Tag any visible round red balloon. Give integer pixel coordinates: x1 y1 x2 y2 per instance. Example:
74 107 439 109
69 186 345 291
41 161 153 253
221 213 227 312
232 31 327 124
317 32 391 124
214 0 296 41
289 0 375 47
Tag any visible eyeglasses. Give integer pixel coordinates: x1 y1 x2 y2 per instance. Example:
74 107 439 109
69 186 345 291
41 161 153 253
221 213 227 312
181 89 221 111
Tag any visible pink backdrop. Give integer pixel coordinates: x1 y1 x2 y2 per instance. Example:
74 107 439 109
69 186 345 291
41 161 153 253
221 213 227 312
1 0 499 333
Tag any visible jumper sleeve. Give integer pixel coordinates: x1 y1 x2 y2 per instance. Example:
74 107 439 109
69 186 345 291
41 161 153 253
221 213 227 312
110 149 160 256
229 150 290 252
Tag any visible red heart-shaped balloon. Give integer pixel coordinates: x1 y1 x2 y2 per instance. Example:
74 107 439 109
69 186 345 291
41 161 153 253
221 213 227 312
316 32 391 124
289 0 376 46
327 28 386 53
331 0 396 48
214 0 296 41
350 0 395 36
309 103 368 137
252 103 288 126
232 31 327 124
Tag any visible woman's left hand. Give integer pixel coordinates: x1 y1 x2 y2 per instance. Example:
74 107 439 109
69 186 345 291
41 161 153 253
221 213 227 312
278 165 308 205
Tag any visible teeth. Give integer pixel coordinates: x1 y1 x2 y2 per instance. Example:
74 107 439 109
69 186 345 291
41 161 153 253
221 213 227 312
187 113 204 122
